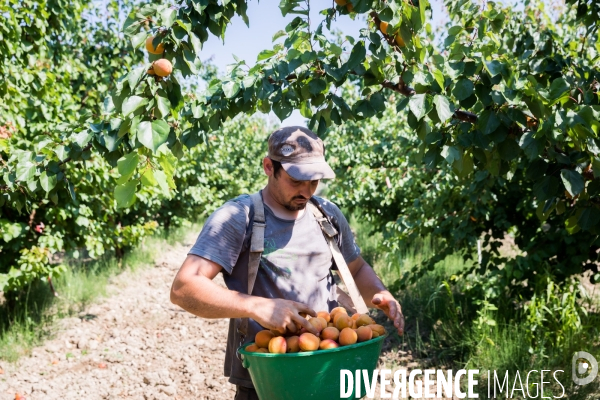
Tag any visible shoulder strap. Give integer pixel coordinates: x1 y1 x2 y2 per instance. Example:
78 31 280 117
237 191 265 343
307 198 369 314
248 192 265 295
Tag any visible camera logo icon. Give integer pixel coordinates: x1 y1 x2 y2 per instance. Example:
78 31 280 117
572 351 598 386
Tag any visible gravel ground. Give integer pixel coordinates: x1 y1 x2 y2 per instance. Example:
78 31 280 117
0 232 446 400
0 233 236 400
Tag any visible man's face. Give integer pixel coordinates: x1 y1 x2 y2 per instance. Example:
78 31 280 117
263 158 320 211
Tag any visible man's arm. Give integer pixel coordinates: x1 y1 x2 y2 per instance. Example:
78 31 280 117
170 254 318 334
347 255 405 335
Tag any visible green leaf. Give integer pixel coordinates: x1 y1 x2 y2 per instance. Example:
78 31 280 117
131 32 147 49
478 110 501 135
140 168 157 187
39 171 57 192
16 161 36 183
308 79 327 95
272 30 286 41
533 176 559 201
484 60 504 77
433 95 454 122
579 207 600 231
431 68 445 90
223 81 241 98
72 130 93 147
117 152 139 182
346 41 366 71
565 213 581 234
122 96 148 117
408 94 433 120
370 92 386 113
156 96 171 118
257 50 276 61
161 8 177 28
452 79 474 101
549 78 570 100
561 169 584 197
114 180 138 209
154 170 172 195
137 120 170 153
128 67 146 91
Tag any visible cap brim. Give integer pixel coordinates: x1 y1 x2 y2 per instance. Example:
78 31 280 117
282 161 336 180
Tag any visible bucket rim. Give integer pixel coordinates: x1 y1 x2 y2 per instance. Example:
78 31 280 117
238 333 387 358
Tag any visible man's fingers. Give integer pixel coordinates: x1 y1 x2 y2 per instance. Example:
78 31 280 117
293 314 318 335
286 321 298 334
295 303 317 318
371 294 383 306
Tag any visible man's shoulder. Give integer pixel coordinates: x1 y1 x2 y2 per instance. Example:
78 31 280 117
228 193 254 210
311 195 344 218
206 194 254 225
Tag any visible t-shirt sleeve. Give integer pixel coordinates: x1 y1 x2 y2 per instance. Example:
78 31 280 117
187 201 249 274
320 199 361 264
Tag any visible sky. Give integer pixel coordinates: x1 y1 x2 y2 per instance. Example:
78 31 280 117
198 0 447 127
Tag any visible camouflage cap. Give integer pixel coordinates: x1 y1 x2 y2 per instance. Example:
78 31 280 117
267 126 336 180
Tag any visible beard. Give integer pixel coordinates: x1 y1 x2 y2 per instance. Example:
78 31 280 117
282 196 308 211
283 202 307 211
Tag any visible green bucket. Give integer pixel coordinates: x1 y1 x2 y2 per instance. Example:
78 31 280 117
238 334 386 400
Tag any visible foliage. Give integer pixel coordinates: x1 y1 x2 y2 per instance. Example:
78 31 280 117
0 0 267 292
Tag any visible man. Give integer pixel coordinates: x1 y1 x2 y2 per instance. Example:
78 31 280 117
170 126 404 400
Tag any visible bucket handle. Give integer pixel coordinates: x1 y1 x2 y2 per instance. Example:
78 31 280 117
239 351 249 368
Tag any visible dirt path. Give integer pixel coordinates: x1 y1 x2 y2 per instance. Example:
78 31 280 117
0 233 237 400
0 232 433 400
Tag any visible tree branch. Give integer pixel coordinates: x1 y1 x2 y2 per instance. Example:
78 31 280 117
57 143 93 166
381 80 416 97
372 12 478 124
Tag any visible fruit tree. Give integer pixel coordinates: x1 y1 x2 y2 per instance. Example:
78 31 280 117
1 0 599 293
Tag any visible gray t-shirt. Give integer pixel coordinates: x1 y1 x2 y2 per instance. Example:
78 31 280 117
187 192 361 388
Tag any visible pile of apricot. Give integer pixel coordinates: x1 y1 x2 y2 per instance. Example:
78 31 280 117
245 307 386 354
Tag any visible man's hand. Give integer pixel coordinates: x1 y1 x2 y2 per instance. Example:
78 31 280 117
250 298 319 335
371 292 404 336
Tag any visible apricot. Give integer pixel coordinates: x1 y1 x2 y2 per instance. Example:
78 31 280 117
316 317 328 330
145 36 164 55
395 34 405 47
351 313 361 321
334 0 347 5
298 333 320 351
321 327 340 341
255 348 268 353
356 314 375 327
327 322 334 327
380 21 389 34
368 324 386 336
339 327 358 346
356 326 373 342
246 344 260 352
320 339 339 350
334 311 351 324
147 68 156 75
270 329 284 337
346 3 354 12
317 311 331 323
330 307 347 319
255 330 275 348
309 318 326 333
372 331 380 338
335 314 353 331
286 336 300 353
153 59 173 77
268 336 287 354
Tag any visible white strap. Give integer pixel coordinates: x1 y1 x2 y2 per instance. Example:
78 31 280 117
308 201 369 314
238 192 265 339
